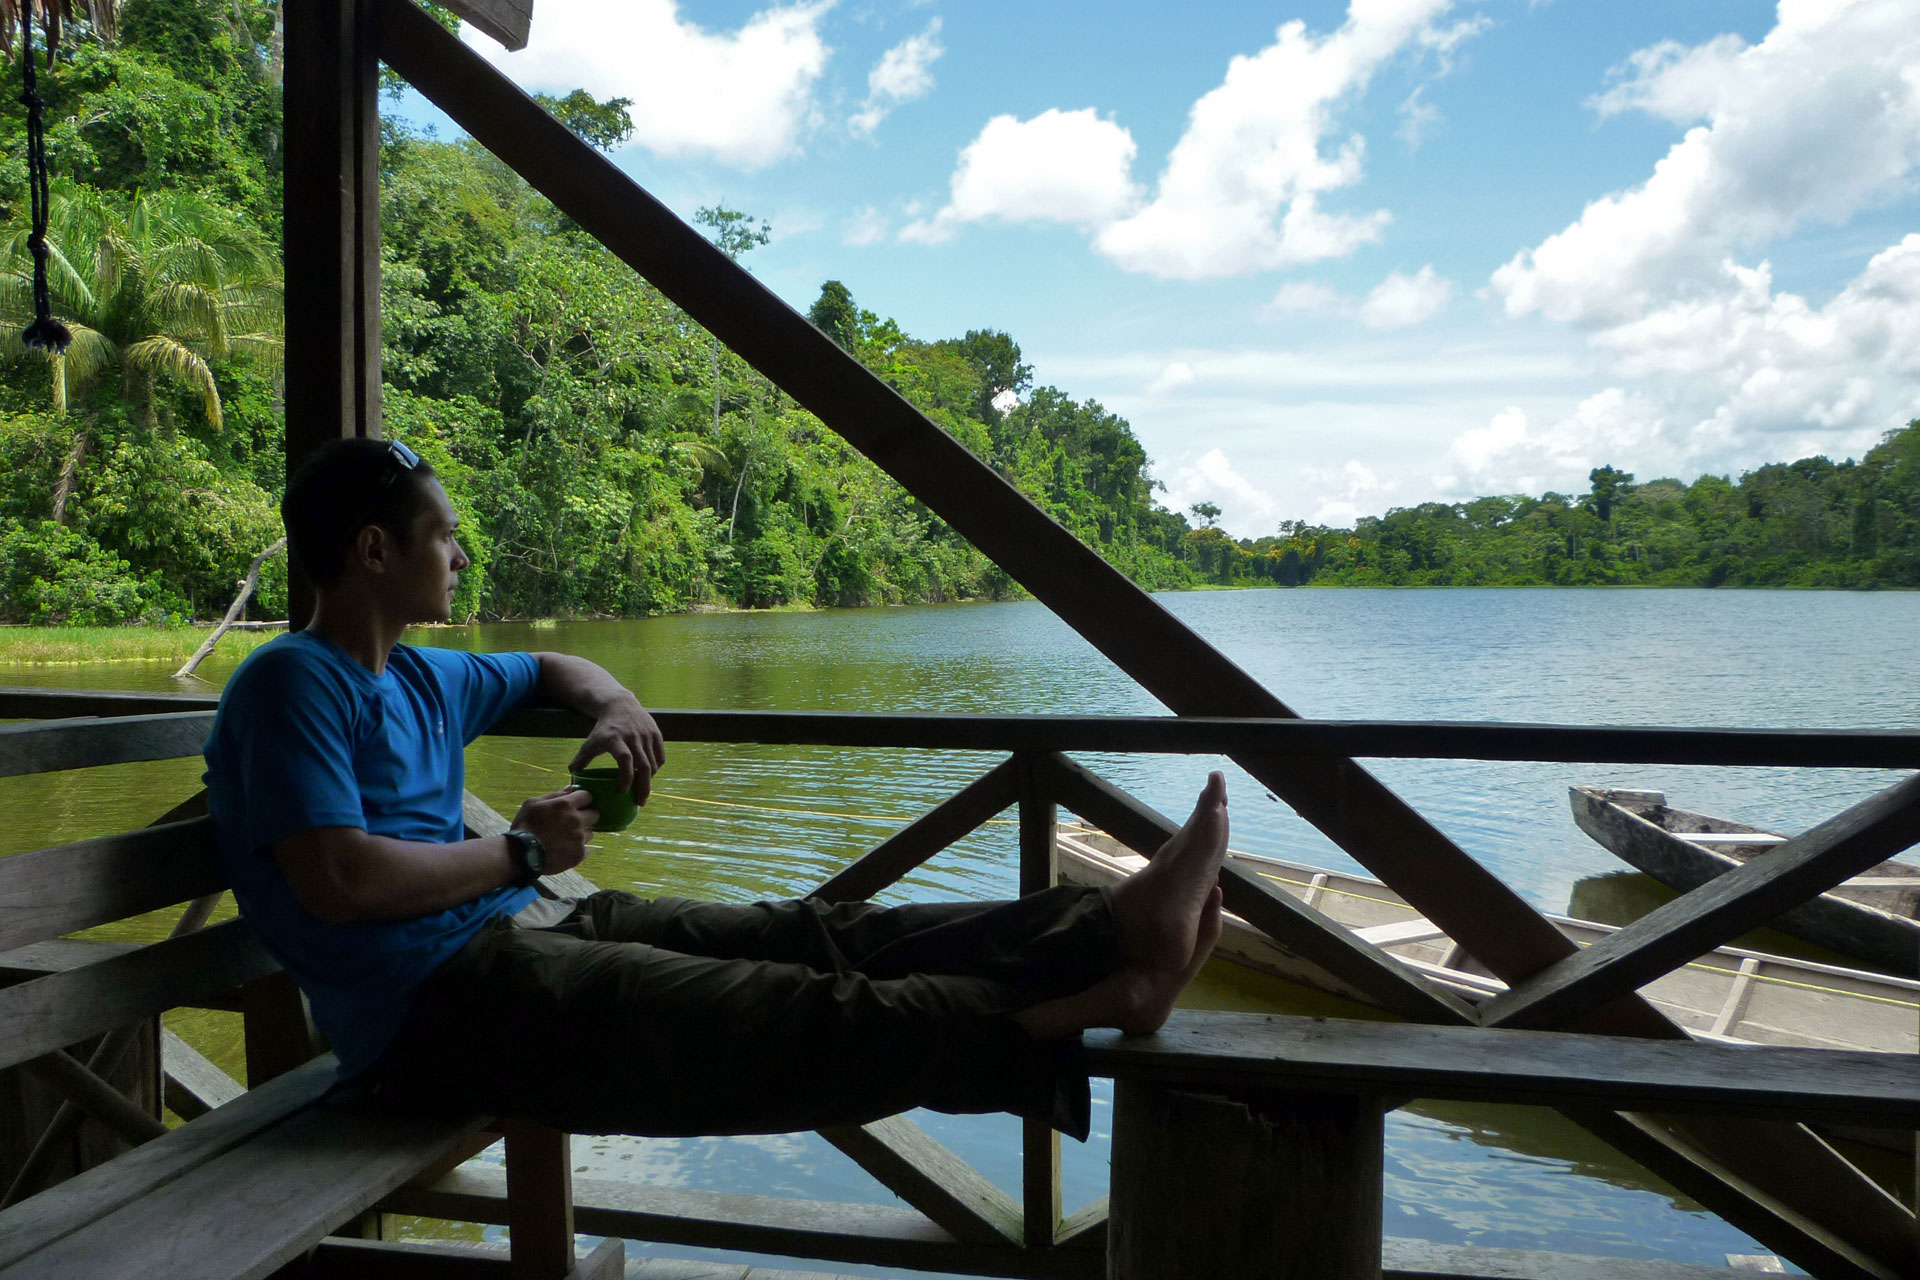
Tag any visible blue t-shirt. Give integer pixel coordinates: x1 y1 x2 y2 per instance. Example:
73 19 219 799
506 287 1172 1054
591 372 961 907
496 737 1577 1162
202 630 542 1079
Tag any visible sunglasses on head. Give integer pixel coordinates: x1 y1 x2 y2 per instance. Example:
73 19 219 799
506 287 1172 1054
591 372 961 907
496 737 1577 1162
347 439 423 536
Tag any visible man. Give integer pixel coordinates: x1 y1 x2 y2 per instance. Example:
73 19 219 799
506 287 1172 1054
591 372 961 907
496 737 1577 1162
203 437 1229 1139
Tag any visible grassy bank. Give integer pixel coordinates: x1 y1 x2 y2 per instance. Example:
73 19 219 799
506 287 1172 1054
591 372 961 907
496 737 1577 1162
0 625 285 666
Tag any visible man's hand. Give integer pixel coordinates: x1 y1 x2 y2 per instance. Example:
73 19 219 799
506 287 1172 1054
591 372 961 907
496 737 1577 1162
535 652 668 805
568 695 666 805
513 787 598 873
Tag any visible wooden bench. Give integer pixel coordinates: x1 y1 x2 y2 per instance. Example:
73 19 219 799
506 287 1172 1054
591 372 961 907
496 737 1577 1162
0 726 622 1280
1086 1010 1920 1280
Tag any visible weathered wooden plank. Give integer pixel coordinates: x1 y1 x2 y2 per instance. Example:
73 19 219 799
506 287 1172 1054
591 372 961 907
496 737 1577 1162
0 938 142 979
1485 772 1920 1032
1055 1198 1106 1252
1085 1011 1920 1126
388 1166 1101 1280
810 758 1021 904
0 1057 333 1271
1379 1237 1779 1279
0 713 212 779
484 706 1920 768
0 818 222 953
1036 753 1479 1025
160 1028 244 1121
0 920 278 1072
816 1112 1023 1247
4 686 1917 768
436 0 531 51
3 1097 488 1280
0 687 215 718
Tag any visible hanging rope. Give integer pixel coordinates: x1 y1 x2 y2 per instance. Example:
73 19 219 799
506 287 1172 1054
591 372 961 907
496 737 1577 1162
17 0 70 355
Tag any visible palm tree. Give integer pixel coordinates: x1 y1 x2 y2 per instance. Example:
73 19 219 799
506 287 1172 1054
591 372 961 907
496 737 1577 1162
0 181 282 520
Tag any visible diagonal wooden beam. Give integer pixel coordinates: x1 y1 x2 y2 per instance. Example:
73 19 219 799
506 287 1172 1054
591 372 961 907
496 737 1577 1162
370 6 1914 1268
817 1112 1023 1247
810 758 1022 904
1035 753 1479 1026
1484 772 1920 1032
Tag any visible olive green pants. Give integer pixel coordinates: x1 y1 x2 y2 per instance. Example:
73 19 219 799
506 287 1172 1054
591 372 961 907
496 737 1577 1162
368 885 1122 1139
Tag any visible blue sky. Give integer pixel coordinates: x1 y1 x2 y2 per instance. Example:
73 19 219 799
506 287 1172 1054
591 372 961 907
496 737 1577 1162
411 0 1920 535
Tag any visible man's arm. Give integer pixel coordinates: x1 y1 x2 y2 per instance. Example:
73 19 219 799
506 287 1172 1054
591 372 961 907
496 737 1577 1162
533 651 667 804
273 789 597 923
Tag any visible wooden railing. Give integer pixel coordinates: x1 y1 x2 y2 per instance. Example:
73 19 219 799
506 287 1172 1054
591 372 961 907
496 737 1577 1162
1 687 1915 1279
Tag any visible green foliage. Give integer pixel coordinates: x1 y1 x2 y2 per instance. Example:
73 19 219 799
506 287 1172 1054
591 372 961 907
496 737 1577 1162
534 90 635 153
0 518 153 623
1206 421 1920 590
693 205 770 262
807 280 858 350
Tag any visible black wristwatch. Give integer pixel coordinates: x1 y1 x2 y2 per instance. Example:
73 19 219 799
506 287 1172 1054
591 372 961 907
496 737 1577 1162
505 829 547 886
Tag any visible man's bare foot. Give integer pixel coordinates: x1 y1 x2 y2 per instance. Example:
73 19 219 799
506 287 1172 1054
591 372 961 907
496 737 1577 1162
1013 775 1229 1041
1111 771 1230 972
1014 886 1224 1040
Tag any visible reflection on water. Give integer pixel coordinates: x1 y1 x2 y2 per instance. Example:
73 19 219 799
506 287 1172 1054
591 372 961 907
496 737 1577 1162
14 588 1917 1272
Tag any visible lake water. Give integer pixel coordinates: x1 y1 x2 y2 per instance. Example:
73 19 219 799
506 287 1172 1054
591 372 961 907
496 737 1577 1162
11 587 1918 1273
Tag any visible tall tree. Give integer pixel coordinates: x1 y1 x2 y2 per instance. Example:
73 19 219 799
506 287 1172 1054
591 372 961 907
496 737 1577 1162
1587 465 1633 523
693 204 769 540
808 279 858 350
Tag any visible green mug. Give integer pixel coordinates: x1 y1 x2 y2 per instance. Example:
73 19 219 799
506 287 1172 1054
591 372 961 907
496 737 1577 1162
568 765 639 833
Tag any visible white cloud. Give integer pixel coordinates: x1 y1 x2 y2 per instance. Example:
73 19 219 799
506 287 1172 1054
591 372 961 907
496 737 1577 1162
850 18 943 137
1267 281 1345 315
1397 87 1442 149
1145 361 1196 395
1480 3 1920 496
900 109 1141 243
1436 391 1668 498
1093 0 1463 279
1493 1 1920 326
1309 460 1387 528
843 204 888 246
467 0 832 170
1358 265 1453 328
1163 448 1277 531
907 0 1481 275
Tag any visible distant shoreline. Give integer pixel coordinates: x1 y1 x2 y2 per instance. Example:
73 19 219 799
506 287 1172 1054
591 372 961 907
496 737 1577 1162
6 582 1917 667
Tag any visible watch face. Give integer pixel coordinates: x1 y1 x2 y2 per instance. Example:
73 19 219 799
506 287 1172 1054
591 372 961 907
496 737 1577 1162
513 831 545 881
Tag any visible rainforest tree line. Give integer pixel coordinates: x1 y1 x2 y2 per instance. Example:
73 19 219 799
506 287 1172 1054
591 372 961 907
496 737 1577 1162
0 0 1915 626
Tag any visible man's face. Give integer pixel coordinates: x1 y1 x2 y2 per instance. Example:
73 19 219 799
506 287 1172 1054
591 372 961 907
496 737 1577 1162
383 478 470 624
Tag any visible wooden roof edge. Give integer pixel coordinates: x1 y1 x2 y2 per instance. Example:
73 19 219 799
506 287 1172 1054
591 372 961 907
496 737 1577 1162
438 0 531 53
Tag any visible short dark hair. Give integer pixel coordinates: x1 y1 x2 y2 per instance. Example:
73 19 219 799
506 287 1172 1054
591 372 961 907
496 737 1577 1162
282 438 438 589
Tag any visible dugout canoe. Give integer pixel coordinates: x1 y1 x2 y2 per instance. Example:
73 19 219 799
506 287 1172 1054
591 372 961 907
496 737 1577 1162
1569 786 1920 979
1054 824 1919 1055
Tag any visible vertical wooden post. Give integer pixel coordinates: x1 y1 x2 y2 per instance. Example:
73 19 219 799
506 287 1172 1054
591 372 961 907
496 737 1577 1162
504 1122 576 1280
282 0 384 629
1017 755 1061 1251
1109 1080 1383 1280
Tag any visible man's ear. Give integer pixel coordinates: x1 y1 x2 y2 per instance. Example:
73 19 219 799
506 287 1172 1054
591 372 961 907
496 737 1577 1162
352 523 392 576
